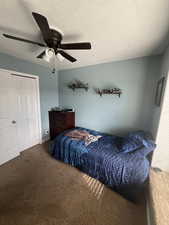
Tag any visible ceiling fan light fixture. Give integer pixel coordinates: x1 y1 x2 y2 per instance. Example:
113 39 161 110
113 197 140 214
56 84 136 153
43 48 55 62
57 52 65 62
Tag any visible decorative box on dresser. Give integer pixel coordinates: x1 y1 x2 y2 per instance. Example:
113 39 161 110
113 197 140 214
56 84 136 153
48 111 75 140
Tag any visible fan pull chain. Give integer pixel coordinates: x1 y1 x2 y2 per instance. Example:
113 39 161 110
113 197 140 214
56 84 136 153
52 55 56 74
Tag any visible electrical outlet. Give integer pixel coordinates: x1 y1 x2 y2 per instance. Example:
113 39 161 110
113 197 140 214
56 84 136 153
44 129 49 135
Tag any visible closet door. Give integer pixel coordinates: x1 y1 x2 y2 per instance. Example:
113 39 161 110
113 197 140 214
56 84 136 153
12 75 40 151
0 71 19 165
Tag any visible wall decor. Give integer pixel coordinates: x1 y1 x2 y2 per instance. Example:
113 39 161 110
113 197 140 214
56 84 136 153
95 88 122 97
67 79 89 91
155 76 165 107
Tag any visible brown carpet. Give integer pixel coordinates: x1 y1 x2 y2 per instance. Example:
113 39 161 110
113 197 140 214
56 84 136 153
148 169 169 225
0 143 147 225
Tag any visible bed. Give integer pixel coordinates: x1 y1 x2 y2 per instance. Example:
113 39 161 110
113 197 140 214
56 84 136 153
51 127 156 201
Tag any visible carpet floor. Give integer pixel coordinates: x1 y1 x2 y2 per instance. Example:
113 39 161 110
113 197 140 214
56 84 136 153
148 169 169 225
0 143 147 225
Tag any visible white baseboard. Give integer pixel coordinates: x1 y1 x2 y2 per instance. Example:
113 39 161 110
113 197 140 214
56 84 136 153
0 152 20 166
146 198 152 225
42 134 50 143
146 192 156 225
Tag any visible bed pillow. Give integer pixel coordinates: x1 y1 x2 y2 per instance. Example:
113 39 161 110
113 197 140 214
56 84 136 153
115 131 156 153
115 136 143 153
128 131 156 149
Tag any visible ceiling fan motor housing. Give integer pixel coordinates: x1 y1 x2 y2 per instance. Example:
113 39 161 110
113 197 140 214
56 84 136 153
47 29 62 48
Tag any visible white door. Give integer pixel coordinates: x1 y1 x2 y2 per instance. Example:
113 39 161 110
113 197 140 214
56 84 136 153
12 75 40 152
0 71 19 165
0 70 41 165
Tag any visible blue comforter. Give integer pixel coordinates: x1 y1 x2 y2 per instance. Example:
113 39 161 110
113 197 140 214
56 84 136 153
52 127 155 200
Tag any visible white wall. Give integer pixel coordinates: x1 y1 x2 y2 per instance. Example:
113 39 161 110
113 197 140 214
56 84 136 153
152 74 169 171
151 53 168 139
152 46 169 171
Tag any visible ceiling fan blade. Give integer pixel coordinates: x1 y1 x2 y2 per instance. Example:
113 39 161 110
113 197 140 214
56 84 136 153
59 42 91 50
57 50 76 63
37 51 45 58
3 34 46 47
32 12 52 43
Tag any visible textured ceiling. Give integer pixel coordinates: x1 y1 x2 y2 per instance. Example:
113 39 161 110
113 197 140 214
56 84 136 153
0 0 169 70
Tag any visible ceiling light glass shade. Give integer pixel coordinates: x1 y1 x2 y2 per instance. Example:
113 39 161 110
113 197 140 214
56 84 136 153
43 48 55 62
57 52 64 62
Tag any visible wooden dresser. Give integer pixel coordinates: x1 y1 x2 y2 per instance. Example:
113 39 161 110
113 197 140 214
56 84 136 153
49 111 75 140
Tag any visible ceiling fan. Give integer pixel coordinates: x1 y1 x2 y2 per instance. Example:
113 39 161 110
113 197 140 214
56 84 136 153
3 12 92 63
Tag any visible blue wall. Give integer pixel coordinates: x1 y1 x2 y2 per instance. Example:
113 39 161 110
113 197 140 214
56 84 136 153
0 51 162 138
0 52 59 139
59 56 162 135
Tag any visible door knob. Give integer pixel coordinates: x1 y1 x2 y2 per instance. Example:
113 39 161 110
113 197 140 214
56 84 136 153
12 120 16 124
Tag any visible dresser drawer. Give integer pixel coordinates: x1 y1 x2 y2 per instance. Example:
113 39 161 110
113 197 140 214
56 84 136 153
53 117 65 123
49 112 66 120
55 123 66 129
